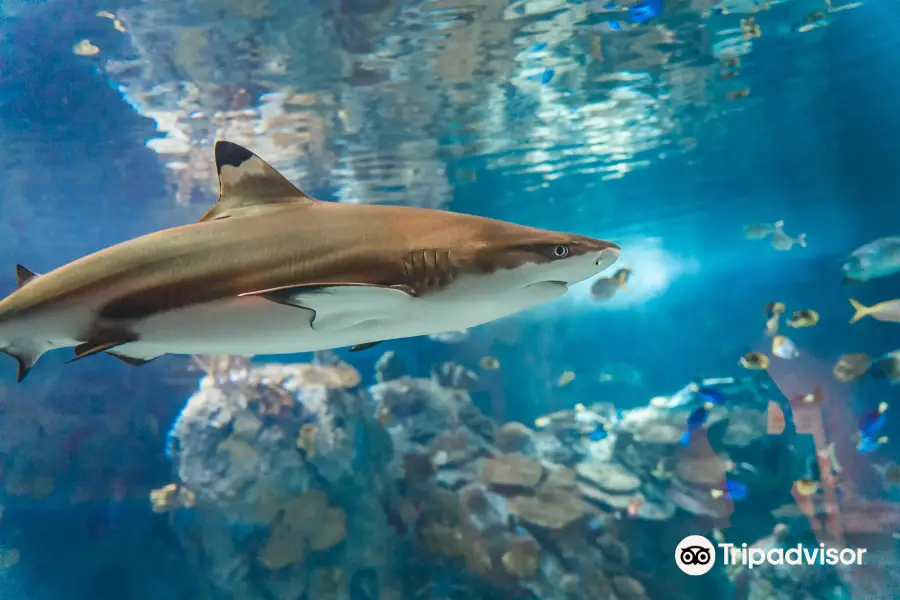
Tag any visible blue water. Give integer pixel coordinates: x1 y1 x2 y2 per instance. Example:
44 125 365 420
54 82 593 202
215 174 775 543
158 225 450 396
1 0 900 598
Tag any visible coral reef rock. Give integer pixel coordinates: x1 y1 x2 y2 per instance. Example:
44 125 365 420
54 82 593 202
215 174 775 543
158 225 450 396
162 359 795 600
166 362 398 600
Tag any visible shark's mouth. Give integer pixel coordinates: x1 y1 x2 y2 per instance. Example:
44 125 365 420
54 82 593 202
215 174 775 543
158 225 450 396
525 281 569 292
596 246 621 266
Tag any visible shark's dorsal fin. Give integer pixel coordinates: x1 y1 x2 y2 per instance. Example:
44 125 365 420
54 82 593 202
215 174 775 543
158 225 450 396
200 141 317 222
15 264 39 289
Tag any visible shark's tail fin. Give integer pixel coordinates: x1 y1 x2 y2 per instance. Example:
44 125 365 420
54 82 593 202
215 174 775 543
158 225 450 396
849 298 872 324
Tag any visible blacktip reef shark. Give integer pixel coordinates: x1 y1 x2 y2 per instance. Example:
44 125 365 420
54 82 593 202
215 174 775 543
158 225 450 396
0 141 621 382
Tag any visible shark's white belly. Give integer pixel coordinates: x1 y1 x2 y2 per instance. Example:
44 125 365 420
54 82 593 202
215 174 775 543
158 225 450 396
116 280 568 357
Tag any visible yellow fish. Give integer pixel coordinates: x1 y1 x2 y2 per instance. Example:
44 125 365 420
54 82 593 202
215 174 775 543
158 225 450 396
765 314 780 337
795 478 820 497
787 309 819 328
764 301 785 336
849 298 900 324
480 357 500 370
558 371 576 387
740 352 770 370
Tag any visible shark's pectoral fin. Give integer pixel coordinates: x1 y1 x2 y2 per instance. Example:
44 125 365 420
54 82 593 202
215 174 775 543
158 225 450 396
240 282 416 302
200 141 319 222
240 283 417 331
2 346 45 383
68 327 142 364
69 341 130 363
68 341 160 366
350 341 383 352
15 264 40 289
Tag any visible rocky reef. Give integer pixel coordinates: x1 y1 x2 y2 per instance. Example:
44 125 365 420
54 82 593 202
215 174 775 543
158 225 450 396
154 355 860 600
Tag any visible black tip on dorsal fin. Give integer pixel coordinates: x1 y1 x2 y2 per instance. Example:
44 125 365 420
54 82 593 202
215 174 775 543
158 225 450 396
214 140 256 174
15 264 39 289
200 141 317 222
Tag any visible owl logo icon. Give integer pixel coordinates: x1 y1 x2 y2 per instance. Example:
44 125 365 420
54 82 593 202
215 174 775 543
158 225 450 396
675 535 716 575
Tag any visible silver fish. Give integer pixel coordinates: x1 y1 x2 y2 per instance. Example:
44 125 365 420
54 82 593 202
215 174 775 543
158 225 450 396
769 220 806 251
842 237 900 284
849 298 900 324
744 222 776 240
590 268 632 301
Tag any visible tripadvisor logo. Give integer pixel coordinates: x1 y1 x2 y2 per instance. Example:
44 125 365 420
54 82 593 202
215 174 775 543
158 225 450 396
675 535 867 576
675 535 716 575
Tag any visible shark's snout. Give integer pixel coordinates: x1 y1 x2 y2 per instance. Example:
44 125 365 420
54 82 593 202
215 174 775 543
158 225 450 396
596 244 621 266
520 237 620 289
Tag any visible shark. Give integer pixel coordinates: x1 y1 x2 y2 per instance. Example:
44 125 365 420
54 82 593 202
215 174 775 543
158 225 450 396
0 141 621 382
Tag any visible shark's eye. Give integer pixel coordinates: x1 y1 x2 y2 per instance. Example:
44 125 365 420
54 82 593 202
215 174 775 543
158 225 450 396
553 245 570 258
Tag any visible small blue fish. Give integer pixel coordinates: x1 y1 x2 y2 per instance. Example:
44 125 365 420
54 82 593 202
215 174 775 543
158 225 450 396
532 42 548 52
858 435 886 453
857 402 888 453
723 479 749 501
711 479 749 501
861 406 887 437
540 69 555 84
608 0 659 30
588 423 609 442
628 0 661 22
859 437 878 452
680 405 710 446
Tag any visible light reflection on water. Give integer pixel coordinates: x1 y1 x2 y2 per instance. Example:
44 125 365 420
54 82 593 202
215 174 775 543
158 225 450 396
62 0 856 211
